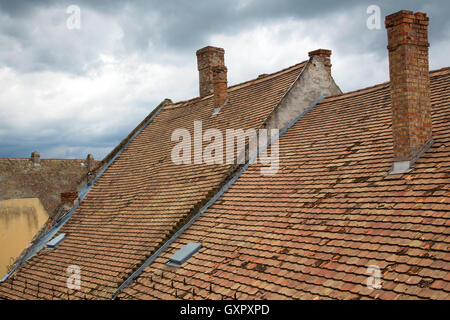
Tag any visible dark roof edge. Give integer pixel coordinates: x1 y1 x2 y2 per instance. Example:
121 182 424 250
96 98 173 171
0 98 172 284
69 98 173 191
324 66 450 102
429 66 450 76
111 94 327 300
166 61 307 110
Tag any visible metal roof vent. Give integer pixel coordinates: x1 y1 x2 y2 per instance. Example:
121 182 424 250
167 242 201 267
46 233 66 249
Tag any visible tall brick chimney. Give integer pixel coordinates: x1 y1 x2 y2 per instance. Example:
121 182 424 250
196 46 225 97
385 10 433 174
212 66 228 108
308 49 332 75
31 151 40 166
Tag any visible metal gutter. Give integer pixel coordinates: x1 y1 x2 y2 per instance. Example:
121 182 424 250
0 99 171 283
111 94 326 299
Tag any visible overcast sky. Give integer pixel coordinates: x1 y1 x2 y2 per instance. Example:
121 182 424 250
0 0 449 159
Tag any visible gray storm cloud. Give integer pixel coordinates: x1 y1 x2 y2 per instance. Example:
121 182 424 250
0 0 448 158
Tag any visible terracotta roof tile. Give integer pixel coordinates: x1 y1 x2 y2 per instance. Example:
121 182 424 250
118 67 450 300
0 60 307 299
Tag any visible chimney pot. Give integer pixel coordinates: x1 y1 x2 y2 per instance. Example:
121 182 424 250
86 154 95 172
31 152 40 166
196 46 225 97
386 10 433 174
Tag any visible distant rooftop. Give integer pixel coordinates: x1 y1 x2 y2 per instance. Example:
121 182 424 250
0 153 100 216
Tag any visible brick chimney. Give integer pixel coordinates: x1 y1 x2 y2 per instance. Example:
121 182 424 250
308 49 332 75
196 46 225 97
212 66 228 108
30 151 40 166
86 154 95 172
86 154 95 185
385 10 433 174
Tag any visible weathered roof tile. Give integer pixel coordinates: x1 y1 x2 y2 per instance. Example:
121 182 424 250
0 60 308 299
118 68 450 300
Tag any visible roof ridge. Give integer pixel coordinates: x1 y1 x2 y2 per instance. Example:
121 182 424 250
323 66 450 103
227 61 307 91
166 61 307 109
323 82 390 102
430 66 450 77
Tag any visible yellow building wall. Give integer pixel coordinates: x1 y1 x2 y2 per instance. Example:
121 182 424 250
0 198 49 277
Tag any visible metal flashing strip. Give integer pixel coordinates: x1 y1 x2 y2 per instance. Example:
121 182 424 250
389 139 434 175
111 94 326 299
0 99 170 283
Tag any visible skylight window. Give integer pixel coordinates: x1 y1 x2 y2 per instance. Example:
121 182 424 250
46 233 66 249
167 242 202 267
212 107 222 116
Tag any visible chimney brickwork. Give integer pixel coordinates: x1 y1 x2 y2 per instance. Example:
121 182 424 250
86 154 95 172
212 66 228 108
31 152 40 166
196 46 225 97
385 10 433 173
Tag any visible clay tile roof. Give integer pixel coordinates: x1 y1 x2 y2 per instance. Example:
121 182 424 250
0 60 307 299
118 68 450 300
